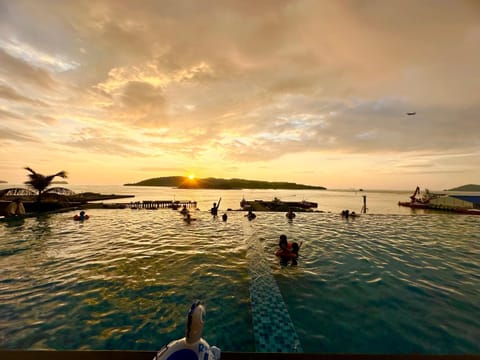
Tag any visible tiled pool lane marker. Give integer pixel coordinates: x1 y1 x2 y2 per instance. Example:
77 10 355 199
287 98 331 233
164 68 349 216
245 224 303 353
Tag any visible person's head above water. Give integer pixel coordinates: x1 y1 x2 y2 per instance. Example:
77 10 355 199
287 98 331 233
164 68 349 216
279 234 288 249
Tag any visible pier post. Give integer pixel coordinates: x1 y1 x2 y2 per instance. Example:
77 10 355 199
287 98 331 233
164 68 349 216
361 195 367 214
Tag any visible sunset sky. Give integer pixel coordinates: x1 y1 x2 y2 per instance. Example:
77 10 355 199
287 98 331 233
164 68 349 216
1 0 479 190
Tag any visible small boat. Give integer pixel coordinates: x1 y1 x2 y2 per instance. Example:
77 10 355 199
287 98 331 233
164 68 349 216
398 201 430 209
398 186 432 209
399 186 480 215
240 197 317 212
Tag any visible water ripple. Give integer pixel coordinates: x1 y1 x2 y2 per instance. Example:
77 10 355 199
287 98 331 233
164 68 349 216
1 210 479 353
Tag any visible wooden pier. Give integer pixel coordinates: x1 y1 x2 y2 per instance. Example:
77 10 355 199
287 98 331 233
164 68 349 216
127 200 197 210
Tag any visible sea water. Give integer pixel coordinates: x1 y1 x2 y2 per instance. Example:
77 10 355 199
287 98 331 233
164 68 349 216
0 186 479 353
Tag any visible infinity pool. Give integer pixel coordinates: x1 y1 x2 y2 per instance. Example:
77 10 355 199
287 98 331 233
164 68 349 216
1 207 479 353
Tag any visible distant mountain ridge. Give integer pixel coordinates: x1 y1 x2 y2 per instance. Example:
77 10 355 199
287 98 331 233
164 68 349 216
124 176 326 190
448 184 480 191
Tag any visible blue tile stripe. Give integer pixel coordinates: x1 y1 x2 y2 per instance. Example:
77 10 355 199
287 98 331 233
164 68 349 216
245 223 303 353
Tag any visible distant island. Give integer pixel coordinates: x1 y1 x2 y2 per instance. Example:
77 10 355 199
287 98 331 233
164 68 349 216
51 181 69 184
447 184 480 191
125 176 326 190
0 180 7 184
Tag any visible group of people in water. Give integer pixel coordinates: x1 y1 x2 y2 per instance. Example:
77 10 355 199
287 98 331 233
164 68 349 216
244 208 296 221
213 202 302 266
206 201 303 266
341 209 358 218
180 204 196 223
179 200 263 223
6 197 303 266
180 202 229 223
275 234 302 266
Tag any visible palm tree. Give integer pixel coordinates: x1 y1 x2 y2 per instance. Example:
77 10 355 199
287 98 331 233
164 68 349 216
24 167 68 202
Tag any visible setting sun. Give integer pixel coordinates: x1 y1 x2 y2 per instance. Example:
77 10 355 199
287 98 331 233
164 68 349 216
188 174 195 180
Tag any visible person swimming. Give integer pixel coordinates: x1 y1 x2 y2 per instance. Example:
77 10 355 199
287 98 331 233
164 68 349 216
246 210 256 220
341 209 359 218
290 241 302 266
74 210 89 221
275 234 302 266
286 208 296 220
184 213 197 223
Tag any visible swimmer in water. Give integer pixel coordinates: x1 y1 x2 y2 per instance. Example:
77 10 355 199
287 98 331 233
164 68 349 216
275 234 302 266
184 213 197 223
286 208 296 220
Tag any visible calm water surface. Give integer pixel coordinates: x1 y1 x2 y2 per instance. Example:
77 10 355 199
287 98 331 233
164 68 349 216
0 186 479 353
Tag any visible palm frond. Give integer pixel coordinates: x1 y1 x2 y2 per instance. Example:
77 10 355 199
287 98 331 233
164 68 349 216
54 171 68 179
23 167 69 201
24 167 36 175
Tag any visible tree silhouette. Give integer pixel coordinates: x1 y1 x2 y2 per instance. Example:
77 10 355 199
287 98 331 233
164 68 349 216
24 167 68 202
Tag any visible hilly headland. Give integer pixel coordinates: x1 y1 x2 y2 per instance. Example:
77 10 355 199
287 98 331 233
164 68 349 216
447 184 480 191
124 176 326 190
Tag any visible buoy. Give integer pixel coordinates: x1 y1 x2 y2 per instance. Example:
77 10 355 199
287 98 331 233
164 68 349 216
154 301 221 360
